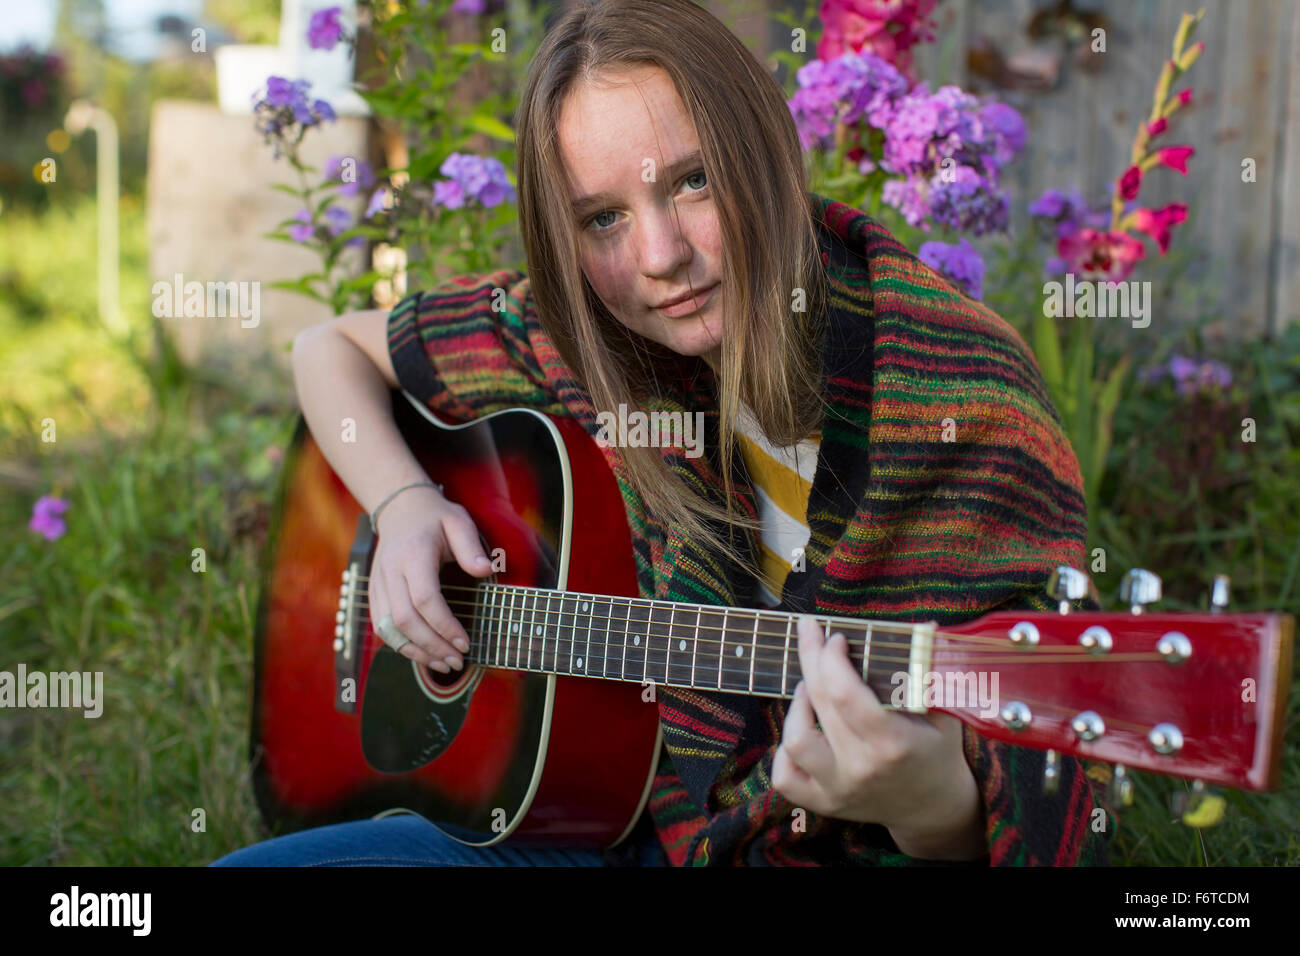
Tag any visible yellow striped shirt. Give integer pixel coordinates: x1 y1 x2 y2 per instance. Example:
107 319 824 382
733 404 821 607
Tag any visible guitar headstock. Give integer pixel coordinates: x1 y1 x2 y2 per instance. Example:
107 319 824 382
937 569 1293 800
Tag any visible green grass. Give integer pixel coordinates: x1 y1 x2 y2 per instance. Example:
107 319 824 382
1 195 1296 865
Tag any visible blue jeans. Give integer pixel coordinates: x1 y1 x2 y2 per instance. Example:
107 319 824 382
209 811 667 867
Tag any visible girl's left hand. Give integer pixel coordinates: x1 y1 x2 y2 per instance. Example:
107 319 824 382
771 615 987 859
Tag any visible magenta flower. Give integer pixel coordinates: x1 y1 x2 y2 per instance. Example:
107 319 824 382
1119 165 1142 201
1130 203 1188 255
307 7 344 50
1152 146 1195 175
29 495 70 541
1057 228 1147 282
451 0 487 12
817 0 939 81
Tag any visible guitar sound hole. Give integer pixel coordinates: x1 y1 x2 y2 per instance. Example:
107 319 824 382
426 663 466 687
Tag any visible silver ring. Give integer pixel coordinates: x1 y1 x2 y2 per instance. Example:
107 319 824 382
376 613 412 653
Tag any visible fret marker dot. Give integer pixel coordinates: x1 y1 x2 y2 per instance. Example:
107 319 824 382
679 639 686 651
511 624 519 633
535 625 543 635
581 602 589 612
577 657 584 669
634 636 641 646
736 646 744 657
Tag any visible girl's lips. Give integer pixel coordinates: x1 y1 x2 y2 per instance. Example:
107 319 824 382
655 283 718 318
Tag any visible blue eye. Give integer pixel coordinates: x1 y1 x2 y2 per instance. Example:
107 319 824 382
584 169 709 234
587 209 617 231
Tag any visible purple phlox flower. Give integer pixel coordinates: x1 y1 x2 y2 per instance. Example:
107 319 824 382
980 101 1026 170
1029 186 1108 236
1140 353 1233 395
450 0 487 12
324 156 375 196
365 187 389 219
918 237 985 300
29 494 70 541
433 179 466 210
264 76 310 109
787 52 909 151
927 164 1009 236
307 7 344 50
323 206 365 248
254 76 334 136
881 175 932 229
288 208 315 243
881 90 942 174
323 205 351 234
1028 188 1072 219
432 154 516 210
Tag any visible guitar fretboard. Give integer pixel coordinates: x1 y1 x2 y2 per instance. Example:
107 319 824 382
463 583 933 702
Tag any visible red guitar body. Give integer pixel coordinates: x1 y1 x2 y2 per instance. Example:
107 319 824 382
251 390 661 849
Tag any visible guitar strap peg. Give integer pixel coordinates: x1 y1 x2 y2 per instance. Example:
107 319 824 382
1108 763 1135 807
1171 779 1227 828
1041 749 1060 795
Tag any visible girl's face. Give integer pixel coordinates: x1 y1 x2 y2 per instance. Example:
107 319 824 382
558 64 724 368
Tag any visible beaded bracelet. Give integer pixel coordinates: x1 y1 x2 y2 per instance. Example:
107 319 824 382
369 480 441 535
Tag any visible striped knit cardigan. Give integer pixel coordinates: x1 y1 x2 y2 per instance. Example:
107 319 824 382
387 192 1118 866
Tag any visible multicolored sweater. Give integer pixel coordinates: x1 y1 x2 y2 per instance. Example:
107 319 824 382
387 192 1118 866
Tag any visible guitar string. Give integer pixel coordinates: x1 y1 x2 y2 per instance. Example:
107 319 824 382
348 597 1168 670
350 578 1128 653
340 627 1173 736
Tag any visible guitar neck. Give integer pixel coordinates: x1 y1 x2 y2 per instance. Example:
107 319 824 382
463 582 935 704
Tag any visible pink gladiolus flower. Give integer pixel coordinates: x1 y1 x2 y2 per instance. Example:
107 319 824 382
1130 203 1188 254
1154 146 1195 174
1119 165 1142 200
1057 228 1147 282
1147 117 1168 138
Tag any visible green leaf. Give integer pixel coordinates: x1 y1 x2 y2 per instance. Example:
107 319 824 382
268 183 306 199
466 113 516 143
1033 310 1065 402
1089 355 1130 498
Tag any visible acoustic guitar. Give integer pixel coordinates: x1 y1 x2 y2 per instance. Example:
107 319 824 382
250 389 1293 848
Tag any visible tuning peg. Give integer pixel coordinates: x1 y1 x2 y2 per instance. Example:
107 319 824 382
1119 568 1162 615
1108 764 1135 807
1171 780 1226 828
1042 749 1060 795
1047 566 1099 614
1210 575 1231 613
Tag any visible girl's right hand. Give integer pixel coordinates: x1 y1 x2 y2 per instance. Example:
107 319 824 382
368 486 494 673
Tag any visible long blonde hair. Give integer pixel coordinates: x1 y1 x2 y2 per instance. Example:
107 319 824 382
515 0 828 572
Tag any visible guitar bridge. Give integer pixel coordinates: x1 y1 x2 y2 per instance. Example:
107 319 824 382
334 514 375 714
